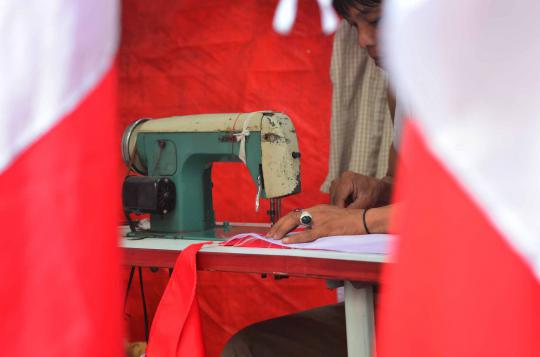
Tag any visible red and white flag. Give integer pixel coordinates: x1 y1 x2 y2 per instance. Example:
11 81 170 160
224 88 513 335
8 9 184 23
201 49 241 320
379 0 540 355
0 1 122 355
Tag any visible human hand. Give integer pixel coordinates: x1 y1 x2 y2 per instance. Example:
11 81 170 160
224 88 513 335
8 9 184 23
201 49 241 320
330 171 387 209
266 204 365 244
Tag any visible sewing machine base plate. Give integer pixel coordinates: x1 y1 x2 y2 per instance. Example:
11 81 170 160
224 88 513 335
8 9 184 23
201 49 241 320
125 224 269 241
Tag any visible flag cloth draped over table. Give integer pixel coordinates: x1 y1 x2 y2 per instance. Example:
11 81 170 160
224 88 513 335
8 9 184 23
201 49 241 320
379 0 540 355
0 1 122 355
147 239 289 356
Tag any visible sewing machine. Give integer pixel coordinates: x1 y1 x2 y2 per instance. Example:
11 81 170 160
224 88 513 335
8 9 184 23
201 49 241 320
121 111 301 240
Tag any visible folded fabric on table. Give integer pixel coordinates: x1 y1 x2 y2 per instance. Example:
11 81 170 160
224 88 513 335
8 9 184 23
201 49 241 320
222 233 393 255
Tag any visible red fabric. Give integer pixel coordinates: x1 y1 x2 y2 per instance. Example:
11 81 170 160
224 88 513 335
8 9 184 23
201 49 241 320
378 121 540 356
0 69 122 355
147 243 208 357
119 1 337 354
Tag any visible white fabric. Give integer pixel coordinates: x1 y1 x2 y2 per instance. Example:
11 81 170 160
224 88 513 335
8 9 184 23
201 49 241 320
316 0 340 35
382 0 540 278
273 0 338 35
227 233 392 254
273 0 298 35
0 0 119 174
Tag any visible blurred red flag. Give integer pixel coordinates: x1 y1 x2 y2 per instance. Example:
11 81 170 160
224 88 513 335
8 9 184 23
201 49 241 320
379 122 540 356
146 243 208 357
0 1 122 355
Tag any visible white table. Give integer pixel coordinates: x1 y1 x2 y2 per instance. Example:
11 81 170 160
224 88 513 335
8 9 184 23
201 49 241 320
122 232 386 356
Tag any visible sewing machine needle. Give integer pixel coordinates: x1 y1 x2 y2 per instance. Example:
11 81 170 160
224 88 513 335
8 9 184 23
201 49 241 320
255 175 262 212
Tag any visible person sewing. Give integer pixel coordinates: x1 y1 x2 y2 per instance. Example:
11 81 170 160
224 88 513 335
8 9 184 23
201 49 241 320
222 0 400 355
320 12 392 195
266 0 399 245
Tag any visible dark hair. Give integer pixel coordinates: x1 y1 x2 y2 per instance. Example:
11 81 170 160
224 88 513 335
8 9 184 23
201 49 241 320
332 0 381 20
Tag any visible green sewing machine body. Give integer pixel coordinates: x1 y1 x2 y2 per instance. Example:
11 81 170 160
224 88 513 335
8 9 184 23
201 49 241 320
121 112 301 240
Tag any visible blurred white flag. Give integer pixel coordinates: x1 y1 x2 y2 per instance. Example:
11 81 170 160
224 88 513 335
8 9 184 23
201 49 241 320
382 0 540 278
273 0 339 35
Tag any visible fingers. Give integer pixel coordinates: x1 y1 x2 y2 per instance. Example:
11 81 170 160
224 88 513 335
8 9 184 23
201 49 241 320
266 211 300 239
330 174 353 207
329 180 337 205
347 197 369 209
333 173 356 208
333 185 350 208
282 230 318 244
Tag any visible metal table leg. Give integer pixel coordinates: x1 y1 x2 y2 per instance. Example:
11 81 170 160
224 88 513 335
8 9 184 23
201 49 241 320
344 281 376 357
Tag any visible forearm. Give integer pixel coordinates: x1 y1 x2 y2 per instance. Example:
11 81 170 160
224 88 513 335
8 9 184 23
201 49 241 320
364 205 392 233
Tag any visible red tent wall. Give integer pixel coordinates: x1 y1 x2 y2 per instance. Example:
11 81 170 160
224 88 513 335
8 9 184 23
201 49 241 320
119 1 337 355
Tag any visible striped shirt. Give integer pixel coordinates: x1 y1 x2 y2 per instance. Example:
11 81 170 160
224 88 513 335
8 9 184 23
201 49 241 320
321 21 393 192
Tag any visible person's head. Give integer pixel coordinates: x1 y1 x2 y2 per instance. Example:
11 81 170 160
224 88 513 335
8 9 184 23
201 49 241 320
332 0 382 65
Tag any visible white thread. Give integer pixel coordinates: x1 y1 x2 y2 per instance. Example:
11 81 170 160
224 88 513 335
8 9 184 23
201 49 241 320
233 112 258 164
